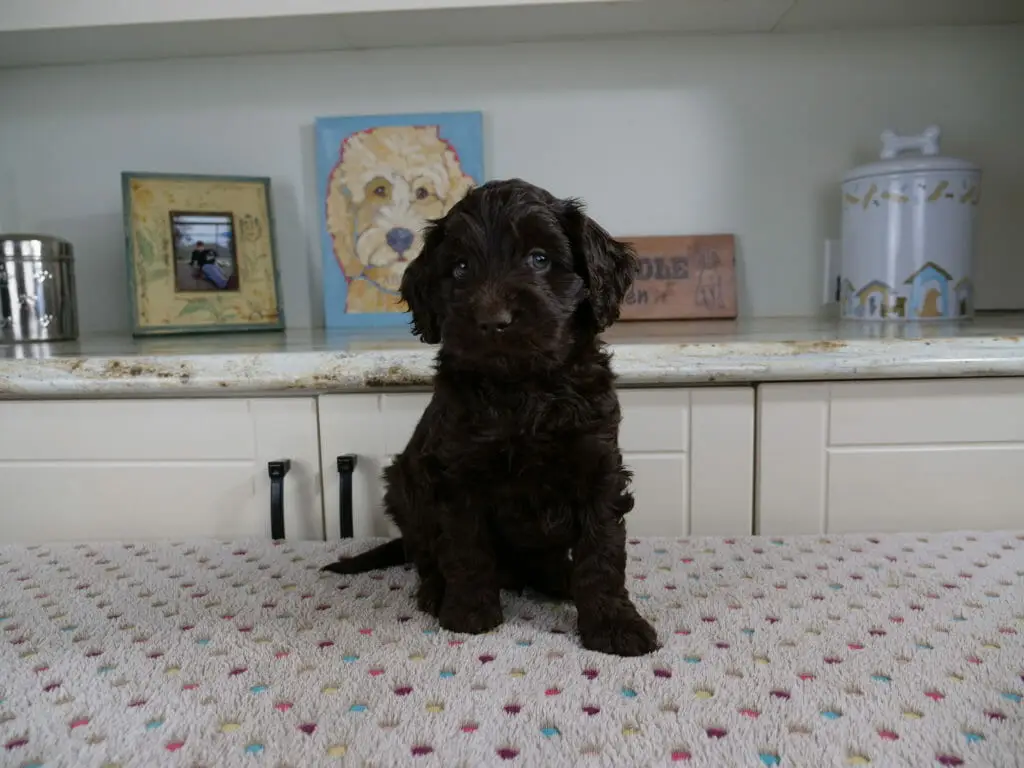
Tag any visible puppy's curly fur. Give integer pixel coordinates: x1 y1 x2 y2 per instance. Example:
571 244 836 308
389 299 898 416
322 178 659 657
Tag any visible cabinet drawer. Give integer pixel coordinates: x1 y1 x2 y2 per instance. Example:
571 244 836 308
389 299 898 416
0 398 323 544
829 379 1024 445
0 399 257 460
828 446 1024 533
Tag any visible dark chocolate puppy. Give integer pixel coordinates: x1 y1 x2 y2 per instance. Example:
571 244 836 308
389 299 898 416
323 178 658 657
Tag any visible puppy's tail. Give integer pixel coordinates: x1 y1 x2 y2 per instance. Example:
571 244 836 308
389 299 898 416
320 538 407 575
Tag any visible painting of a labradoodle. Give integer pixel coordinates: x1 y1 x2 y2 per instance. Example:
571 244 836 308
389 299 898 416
316 112 484 329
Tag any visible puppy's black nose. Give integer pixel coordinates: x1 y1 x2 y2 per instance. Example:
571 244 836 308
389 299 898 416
477 308 513 334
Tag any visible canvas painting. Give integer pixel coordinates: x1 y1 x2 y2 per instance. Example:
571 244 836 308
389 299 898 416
316 111 484 330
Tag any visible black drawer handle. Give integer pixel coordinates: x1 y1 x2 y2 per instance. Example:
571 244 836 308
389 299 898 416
337 454 358 539
267 459 292 540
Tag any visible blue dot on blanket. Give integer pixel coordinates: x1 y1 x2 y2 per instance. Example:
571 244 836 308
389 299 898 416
759 753 780 766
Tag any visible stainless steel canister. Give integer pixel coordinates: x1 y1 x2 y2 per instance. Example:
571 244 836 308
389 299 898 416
0 234 79 342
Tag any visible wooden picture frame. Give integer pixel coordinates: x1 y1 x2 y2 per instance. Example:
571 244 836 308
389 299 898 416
122 171 285 336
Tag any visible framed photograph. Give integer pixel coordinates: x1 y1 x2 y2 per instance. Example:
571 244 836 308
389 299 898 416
618 234 738 321
122 172 285 336
315 111 484 330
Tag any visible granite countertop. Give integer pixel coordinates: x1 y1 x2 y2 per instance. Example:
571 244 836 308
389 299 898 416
2 313 1024 398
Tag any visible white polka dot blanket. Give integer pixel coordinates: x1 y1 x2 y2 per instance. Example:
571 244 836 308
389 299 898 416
1 532 1022 767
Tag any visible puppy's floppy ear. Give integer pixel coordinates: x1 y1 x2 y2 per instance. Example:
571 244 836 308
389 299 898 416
559 198 639 331
400 219 447 344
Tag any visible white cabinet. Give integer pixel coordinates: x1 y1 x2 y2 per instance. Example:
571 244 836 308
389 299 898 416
757 379 1024 535
0 397 323 544
318 386 755 539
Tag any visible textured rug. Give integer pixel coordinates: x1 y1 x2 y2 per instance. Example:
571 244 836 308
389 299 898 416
1 532 1022 768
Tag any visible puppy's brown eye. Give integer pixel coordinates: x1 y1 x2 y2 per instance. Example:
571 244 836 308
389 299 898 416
415 187 430 200
529 250 549 269
373 186 388 198
452 260 468 280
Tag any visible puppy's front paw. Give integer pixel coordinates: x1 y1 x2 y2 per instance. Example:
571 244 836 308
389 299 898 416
439 593 503 635
580 613 659 657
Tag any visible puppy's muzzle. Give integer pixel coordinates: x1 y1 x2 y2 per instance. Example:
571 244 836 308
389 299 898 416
475 305 514 334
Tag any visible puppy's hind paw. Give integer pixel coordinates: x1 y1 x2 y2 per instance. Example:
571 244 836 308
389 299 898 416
580 614 659 657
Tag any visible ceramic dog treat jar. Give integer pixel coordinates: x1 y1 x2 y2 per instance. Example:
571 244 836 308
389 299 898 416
839 125 981 321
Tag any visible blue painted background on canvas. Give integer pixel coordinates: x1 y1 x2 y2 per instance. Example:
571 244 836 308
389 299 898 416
316 111 484 330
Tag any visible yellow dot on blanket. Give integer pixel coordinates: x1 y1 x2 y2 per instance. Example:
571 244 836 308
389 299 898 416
165 666 180 676
695 689 714 700
409 653 425 662
221 722 242 733
322 686 339 695
754 656 770 665
426 702 444 713
510 669 525 678
948 673 964 682
327 745 347 758
847 755 871 765
903 710 922 720
622 725 640 736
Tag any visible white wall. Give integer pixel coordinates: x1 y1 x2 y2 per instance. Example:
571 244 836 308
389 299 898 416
0 25 1021 334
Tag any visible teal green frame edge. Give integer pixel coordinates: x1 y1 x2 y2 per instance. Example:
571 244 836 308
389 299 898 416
121 170 287 337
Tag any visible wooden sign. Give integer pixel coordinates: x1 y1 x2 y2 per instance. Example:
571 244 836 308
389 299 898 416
618 234 737 321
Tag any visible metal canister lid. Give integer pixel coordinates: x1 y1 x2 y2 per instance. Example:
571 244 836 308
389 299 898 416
0 234 74 261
